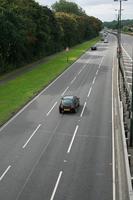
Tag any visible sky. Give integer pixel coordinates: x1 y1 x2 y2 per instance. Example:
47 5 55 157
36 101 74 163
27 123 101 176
35 0 133 22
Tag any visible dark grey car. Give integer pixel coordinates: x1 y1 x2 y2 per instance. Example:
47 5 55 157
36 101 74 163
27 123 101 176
59 95 80 113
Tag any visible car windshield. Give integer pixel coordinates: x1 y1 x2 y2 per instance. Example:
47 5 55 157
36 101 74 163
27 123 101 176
62 98 73 106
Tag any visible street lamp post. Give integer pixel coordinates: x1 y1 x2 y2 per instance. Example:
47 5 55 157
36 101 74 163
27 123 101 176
114 0 127 58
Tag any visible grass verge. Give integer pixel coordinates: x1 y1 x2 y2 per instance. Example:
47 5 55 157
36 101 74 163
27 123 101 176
0 37 99 126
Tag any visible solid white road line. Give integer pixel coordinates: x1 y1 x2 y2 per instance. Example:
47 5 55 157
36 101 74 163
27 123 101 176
87 87 92 97
114 98 117 117
61 87 69 96
67 125 79 154
116 130 123 200
0 165 11 181
22 124 41 148
50 171 63 200
46 102 57 116
80 102 86 117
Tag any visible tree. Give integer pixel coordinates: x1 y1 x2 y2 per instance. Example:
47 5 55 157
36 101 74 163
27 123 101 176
0 0 62 72
0 0 102 73
52 0 85 16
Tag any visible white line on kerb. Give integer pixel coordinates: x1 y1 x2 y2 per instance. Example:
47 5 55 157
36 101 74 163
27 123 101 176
61 87 69 96
80 102 86 117
0 165 11 181
50 171 63 200
23 124 41 148
67 125 79 154
87 87 92 97
46 102 57 116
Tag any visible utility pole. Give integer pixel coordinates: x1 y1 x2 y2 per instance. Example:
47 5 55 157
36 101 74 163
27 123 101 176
114 0 127 59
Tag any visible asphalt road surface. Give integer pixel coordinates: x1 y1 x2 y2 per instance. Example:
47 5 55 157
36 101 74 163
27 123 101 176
0 34 116 200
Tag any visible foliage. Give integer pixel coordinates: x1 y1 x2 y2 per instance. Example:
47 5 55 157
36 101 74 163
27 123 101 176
104 19 133 31
52 0 85 16
0 0 102 73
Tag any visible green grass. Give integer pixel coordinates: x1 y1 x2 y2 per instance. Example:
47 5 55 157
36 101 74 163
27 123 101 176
0 37 99 126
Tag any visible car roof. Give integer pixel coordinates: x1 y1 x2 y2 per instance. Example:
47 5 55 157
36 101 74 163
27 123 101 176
62 95 75 99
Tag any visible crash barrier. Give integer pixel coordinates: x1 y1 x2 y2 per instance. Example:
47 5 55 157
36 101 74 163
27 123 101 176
118 55 131 142
118 56 133 199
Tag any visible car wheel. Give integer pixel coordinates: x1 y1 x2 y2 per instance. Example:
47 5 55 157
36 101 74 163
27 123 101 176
74 108 77 113
59 109 63 114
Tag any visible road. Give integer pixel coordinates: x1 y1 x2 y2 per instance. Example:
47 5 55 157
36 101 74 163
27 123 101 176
0 35 115 200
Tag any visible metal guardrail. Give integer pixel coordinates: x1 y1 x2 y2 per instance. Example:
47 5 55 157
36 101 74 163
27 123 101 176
110 30 133 199
118 56 133 199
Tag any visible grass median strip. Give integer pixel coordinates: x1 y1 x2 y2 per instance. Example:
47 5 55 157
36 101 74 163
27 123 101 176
0 37 99 126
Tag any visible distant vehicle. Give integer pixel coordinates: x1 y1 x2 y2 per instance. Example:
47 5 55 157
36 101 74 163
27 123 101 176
59 95 80 113
91 45 97 50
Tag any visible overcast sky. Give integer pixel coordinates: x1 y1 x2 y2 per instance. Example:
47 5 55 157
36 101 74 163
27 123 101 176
35 0 133 22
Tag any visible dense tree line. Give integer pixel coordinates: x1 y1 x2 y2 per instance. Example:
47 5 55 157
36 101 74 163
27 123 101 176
0 0 102 73
104 19 133 30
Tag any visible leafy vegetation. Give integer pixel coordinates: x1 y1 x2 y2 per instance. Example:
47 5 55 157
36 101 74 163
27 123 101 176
104 19 133 32
0 0 102 73
52 0 85 16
